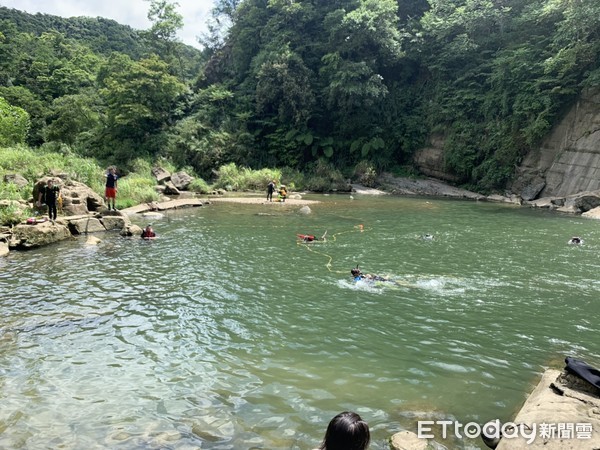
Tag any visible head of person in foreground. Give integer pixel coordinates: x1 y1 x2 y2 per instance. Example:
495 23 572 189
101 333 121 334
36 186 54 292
318 411 370 450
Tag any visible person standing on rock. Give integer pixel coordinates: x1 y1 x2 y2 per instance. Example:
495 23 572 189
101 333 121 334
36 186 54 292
37 179 60 224
105 166 118 211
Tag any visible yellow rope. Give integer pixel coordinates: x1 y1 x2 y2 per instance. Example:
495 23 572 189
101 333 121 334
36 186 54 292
297 224 371 273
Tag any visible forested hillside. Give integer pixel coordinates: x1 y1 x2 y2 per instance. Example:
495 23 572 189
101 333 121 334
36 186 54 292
1 0 599 192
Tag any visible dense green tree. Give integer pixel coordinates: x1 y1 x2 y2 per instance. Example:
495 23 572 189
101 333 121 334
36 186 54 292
98 53 186 161
1 0 599 192
0 96 30 146
44 90 101 146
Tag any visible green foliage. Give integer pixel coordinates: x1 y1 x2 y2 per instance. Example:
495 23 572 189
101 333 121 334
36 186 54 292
352 160 377 187
254 45 315 126
115 174 159 208
0 96 30 146
0 145 104 191
98 54 186 162
0 200 29 226
304 159 349 192
0 178 28 201
211 163 283 191
188 177 211 194
1 0 599 194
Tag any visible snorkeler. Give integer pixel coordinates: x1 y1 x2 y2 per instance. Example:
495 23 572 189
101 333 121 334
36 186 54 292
350 266 388 282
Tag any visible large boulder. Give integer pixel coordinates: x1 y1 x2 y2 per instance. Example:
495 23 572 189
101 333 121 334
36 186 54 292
171 171 194 190
121 224 143 237
60 180 104 215
163 181 181 195
9 221 72 249
572 192 600 212
101 215 129 231
3 174 28 189
33 178 104 215
66 217 106 234
152 166 171 184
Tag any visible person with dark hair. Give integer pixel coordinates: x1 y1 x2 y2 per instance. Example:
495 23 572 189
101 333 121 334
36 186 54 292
266 179 276 202
318 411 370 450
105 166 118 211
37 179 60 223
141 224 156 240
351 267 388 282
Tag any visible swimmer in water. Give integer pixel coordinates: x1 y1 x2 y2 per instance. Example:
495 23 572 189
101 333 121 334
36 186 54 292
351 267 388 282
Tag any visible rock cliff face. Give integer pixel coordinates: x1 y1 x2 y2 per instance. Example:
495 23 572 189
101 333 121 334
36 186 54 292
413 88 600 200
511 88 600 199
412 135 460 183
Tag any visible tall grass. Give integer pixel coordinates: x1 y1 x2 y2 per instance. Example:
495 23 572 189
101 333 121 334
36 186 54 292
212 163 282 191
114 174 160 209
0 145 105 192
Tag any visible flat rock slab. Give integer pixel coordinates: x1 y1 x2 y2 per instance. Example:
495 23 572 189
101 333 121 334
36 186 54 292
496 369 600 449
121 198 204 214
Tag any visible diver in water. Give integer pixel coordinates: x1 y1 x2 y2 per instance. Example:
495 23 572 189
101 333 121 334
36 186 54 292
297 231 327 243
568 236 583 245
351 267 388 282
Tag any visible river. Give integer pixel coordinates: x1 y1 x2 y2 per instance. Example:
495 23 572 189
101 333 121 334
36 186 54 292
1 194 599 449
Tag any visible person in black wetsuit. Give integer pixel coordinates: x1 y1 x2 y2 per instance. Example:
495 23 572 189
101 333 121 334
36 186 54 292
37 179 60 223
266 180 276 202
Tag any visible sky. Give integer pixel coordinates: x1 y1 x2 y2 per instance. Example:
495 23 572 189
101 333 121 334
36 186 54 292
0 0 215 49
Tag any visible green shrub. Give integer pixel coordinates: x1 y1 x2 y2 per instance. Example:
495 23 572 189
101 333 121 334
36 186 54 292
212 162 241 191
304 159 349 192
188 178 211 194
353 161 377 187
212 163 283 191
0 145 104 193
116 175 159 208
0 202 32 226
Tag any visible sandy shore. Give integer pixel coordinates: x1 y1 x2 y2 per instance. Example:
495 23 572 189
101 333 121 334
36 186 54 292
206 196 321 205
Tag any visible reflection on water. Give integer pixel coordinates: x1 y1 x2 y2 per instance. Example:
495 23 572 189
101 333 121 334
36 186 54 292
1 195 600 449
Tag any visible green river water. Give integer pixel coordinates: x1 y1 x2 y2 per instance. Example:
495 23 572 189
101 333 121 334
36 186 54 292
1 194 599 449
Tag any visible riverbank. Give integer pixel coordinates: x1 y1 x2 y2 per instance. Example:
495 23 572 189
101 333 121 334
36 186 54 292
4 171 600 257
374 172 600 218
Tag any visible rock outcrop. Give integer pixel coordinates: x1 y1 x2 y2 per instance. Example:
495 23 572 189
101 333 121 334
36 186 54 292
412 135 461 183
9 221 72 249
3 174 28 189
151 166 195 194
412 88 600 205
171 171 194 190
511 88 600 199
495 366 600 449
33 177 105 215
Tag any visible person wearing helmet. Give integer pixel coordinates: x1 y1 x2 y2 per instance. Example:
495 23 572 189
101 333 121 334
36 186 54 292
141 224 156 240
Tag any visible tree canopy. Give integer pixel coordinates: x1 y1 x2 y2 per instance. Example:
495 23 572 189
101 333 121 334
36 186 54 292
0 0 598 191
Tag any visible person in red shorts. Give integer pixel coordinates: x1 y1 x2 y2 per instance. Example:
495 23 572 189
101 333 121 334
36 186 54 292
105 166 118 210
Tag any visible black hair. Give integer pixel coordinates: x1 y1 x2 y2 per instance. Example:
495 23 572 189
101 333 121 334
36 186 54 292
318 411 370 450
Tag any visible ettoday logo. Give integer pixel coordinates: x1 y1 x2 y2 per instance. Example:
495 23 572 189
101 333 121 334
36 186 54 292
416 419 593 444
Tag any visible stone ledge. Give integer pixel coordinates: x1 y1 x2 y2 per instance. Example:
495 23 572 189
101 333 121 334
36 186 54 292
495 368 600 449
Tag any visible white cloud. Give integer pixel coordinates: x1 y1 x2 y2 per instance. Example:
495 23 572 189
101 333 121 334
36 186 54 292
0 0 213 48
